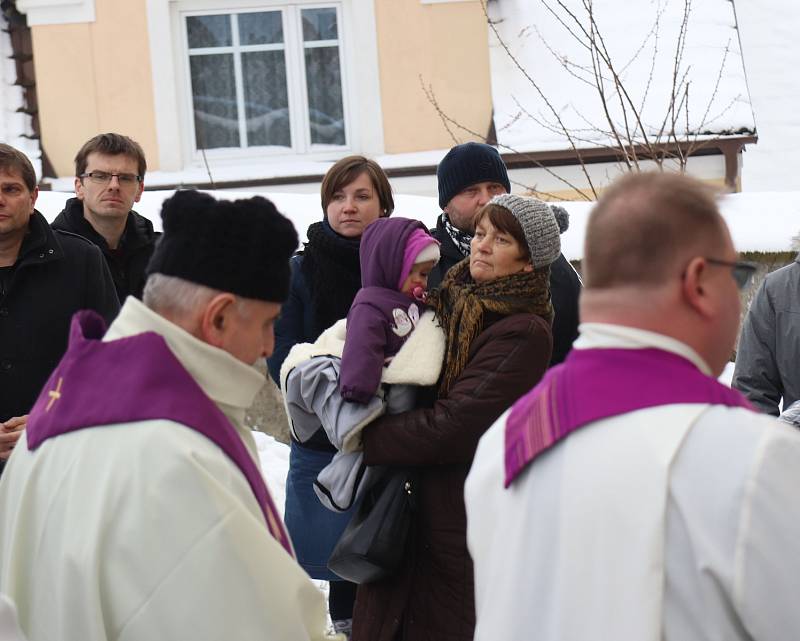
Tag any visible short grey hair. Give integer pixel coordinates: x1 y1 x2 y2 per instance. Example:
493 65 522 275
143 273 251 318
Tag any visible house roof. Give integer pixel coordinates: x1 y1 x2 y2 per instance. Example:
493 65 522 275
487 0 756 154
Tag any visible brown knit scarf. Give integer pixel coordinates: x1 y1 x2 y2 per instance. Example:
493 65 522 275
429 259 553 395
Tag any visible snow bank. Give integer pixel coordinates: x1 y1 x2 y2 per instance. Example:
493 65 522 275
34 188 799 261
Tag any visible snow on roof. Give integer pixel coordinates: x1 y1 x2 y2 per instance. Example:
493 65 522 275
488 0 756 154
0 12 41 179
34 188 798 261
733 1 800 191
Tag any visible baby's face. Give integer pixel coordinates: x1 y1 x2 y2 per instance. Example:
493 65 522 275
401 260 436 297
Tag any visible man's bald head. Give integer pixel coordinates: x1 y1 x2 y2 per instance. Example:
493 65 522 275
583 172 727 290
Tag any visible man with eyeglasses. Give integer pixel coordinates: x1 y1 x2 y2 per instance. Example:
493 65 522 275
52 133 159 303
465 172 800 641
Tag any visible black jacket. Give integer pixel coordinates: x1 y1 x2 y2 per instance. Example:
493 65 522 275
0 211 119 423
429 213 581 365
52 198 160 301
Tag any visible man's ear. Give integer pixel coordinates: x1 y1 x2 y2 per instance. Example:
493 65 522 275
198 293 237 348
74 176 84 200
681 257 714 319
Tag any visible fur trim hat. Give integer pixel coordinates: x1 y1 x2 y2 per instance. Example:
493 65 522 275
146 190 299 302
488 194 569 268
437 142 511 210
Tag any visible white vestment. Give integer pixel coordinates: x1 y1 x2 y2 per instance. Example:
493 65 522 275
466 323 800 641
0 298 335 641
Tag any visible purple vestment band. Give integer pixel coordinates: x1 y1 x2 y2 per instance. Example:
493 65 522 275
27 310 294 557
504 347 754 488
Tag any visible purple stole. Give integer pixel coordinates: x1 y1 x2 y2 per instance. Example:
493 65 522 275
504 347 754 488
26 311 294 558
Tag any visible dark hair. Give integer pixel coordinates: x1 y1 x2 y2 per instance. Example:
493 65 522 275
0 143 37 191
584 172 726 289
74 133 147 178
320 155 394 217
474 202 531 261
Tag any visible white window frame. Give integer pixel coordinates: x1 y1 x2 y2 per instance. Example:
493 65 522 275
145 0 384 172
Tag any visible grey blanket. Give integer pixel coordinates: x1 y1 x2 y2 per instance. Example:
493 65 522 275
284 355 416 511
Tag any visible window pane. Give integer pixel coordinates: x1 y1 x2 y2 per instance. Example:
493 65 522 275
304 46 345 145
187 15 231 49
241 51 291 147
239 11 283 46
302 8 338 42
190 54 240 149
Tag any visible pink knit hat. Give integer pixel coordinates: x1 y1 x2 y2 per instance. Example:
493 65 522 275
397 228 440 290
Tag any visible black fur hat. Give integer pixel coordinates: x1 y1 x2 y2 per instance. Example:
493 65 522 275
147 190 299 302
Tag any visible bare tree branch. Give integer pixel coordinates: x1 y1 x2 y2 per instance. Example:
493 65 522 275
422 77 595 199
480 0 598 197
426 0 740 202
419 76 461 146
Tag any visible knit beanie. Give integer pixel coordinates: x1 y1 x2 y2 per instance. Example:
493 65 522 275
437 142 511 210
397 228 441 290
146 190 299 302
488 194 569 268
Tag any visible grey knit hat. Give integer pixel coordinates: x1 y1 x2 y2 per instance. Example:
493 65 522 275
488 194 569 268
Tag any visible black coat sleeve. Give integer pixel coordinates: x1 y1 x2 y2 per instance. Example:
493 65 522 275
549 253 582 365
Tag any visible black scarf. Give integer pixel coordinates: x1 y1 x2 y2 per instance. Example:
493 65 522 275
301 220 362 337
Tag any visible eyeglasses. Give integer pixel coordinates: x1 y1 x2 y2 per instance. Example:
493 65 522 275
705 257 757 290
80 171 142 186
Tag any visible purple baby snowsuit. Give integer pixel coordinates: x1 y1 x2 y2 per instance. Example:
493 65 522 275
339 217 432 404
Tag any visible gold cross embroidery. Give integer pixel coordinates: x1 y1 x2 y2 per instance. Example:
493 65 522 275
46 377 63 412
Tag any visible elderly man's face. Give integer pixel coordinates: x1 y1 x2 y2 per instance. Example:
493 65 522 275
444 181 507 233
221 299 282 365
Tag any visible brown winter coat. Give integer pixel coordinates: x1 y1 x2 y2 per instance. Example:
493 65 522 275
352 311 553 641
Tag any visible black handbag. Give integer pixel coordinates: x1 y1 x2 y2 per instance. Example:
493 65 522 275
327 467 416 584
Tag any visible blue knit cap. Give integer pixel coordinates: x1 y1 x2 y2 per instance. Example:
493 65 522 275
436 142 511 210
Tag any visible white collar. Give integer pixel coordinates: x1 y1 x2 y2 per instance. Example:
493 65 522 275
574 323 712 376
104 298 265 417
